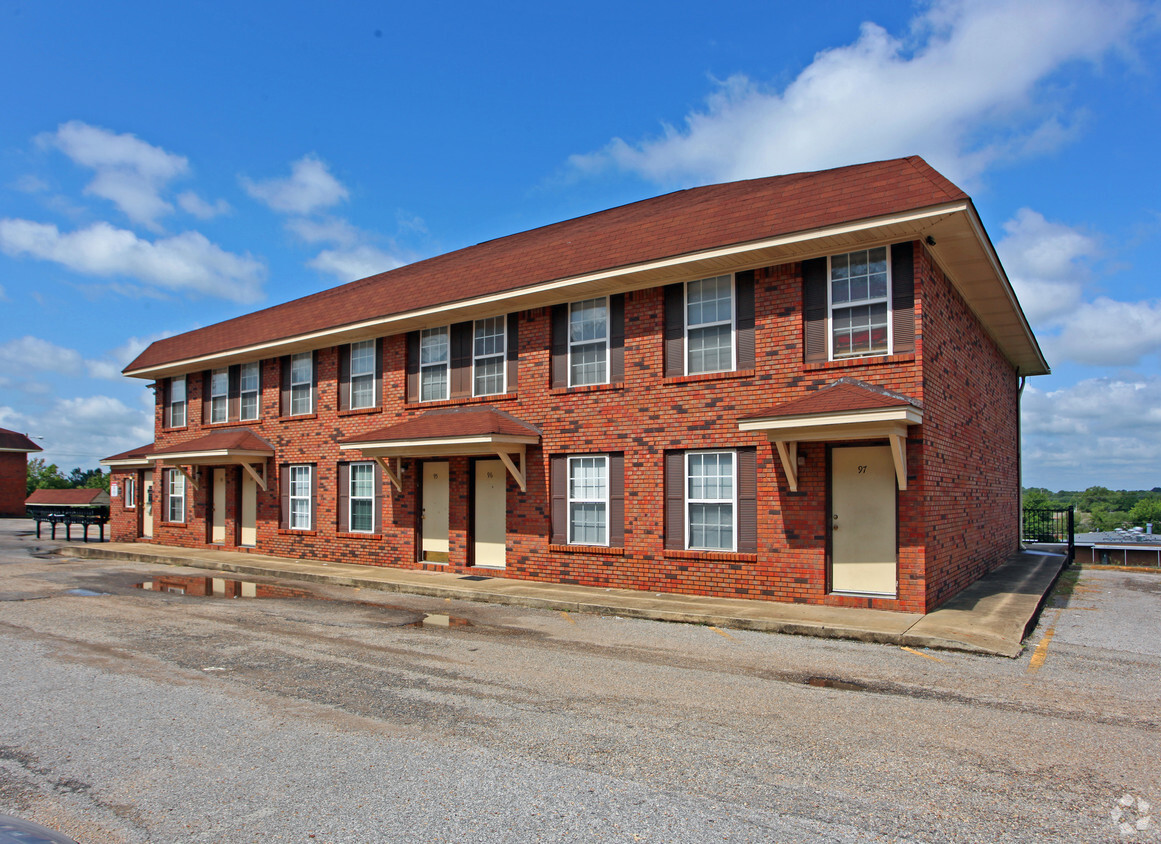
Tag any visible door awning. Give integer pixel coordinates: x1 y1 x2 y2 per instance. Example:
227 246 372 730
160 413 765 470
148 428 274 491
339 407 541 492
738 378 922 492
100 442 155 470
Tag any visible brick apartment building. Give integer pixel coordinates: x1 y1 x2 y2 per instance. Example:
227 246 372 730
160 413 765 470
0 427 41 518
103 157 1048 614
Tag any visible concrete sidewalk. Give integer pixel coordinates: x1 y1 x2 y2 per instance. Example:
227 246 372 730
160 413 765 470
57 541 1067 658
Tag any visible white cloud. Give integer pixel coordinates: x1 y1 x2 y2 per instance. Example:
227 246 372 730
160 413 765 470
0 284 6 301
241 154 349 215
997 208 1098 325
287 216 362 247
177 191 231 219
0 336 84 375
1022 375 1161 488
1043 298 1161 367
308 245 405 282
0 219 266 302
40 121 190 230
570 0 1141 187
15 395 154 469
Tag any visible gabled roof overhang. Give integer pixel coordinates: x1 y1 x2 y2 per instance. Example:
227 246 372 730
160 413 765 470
148 430 274 491
123 200 1048 380
739 381 923 492
100 443 155 469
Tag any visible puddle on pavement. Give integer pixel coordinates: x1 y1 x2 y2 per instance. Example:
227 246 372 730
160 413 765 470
805 676 866 692
64 588 110 597
133 574 472 628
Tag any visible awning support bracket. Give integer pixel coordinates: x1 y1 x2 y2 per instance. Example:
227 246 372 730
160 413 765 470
889 433 908 491
774 441 798 492
496 449 527 492
174 464 199 491
241 461 268 492
375 457 404 492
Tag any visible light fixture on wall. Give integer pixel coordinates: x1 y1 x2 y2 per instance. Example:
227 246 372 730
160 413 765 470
925 235 937 246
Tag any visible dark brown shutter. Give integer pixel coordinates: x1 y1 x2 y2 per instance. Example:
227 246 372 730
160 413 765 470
337 463 350 531
609 294 625 382
310 464 318 531
550 305 568 389
451 322 472 398
228 365 240 421
374 338 383 407
664 451 685 550
162 379 171 428
338 344 352 411
664 283 684 377
550 455 566 544
891 241 916 353
802 257 828 363
505 313 518 392
609 453 625 548
737 447 757 553
279 356 291 417
279 465 290 529
201 371 211 425
735 271 755 370
373 461 382 534
310 352 318 414
406 332 420 402
161 469 170 522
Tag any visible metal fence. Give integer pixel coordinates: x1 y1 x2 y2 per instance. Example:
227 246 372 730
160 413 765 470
1022 506 1075 562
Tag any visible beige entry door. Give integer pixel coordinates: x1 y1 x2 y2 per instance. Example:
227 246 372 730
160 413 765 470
211 468 227 544
830 445 897 597
421 461 450 562
143 478 154 538
240 469 257 547
473 459 507 569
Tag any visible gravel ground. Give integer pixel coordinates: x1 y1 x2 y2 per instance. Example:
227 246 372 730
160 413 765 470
0 519 1158 843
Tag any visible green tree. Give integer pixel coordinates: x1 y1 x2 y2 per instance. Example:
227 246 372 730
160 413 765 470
1128 497 1161 530
25 458 71 496
67 467 109 490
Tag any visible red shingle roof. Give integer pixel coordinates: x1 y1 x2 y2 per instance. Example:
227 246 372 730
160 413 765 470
343 408 540 444
149 428 274 456
0 427 42 452
127 157 966 372
743 378 919 421
102 443 154 462
25 488 108 506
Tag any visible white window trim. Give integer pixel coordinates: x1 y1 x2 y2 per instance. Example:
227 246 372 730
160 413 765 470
567 454 610 547
568 297 610 388
684 275 736 376
168 376 187 428
210 368 229 423
826 247 893 361
472 316 507 397
685 450 737 552
419 326 450 402
289 465 312 530
349 461 376 533
240 362 260 421
167 469 185 523
290 352 314 415
349 340 377 410
125 477 136 509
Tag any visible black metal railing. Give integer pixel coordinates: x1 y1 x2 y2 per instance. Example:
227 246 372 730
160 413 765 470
1022 506 1075 562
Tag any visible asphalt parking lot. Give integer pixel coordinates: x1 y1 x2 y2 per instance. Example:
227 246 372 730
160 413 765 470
0 519 1158 843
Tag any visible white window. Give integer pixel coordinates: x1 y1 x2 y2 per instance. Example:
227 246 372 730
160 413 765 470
349 462 375 533
125 477 136 509
209 368 228 423
829 247 890 358
686 452 736 551
289 465 312 530
686 276 734 375
240 362 260 421
420 327 449 402
168 376 186 428
167 470 185 523
350 341 376 409
290 352 313 415
473 317 506 396
568 456 608 545
569 298 608 387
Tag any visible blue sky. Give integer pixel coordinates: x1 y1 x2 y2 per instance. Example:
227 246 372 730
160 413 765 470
1 0 1159 491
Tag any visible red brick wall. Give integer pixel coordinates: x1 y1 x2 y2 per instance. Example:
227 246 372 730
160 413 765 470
0 452 29 517
132 240 1022 614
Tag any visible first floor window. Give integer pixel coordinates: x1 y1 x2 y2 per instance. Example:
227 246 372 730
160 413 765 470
568 456 608 545
290 465 312 530
209 368 229 423
290 352 313 415
167 470 185 523
240 361 260 420
473 316 506 396
349 462 375 533
687 451 735 551
420 327 449 401
686 275 734 375
350 341 376 409
830 246 889 357
569 298 608 386
124 477 136 509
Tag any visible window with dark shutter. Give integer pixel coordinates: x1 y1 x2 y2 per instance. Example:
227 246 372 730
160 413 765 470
737 447 757 553
664 451 685 550
550 305 568 389
505 313 519 392
337 462 350 530
608 453 625 547
735 271 755 370
609 294 625 382
891 242 915 353
663 284 684 377
802 257 828 363
550 455 567 544
450 321 472 399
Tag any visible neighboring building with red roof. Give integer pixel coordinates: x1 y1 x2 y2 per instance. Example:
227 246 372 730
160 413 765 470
102 157 1048 613
0 427 42 517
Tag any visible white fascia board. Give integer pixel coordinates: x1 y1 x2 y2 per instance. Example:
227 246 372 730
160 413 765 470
340 434 539 452
738 405 923 433
151 449 272 464
124 203 968 379
100 458 153 468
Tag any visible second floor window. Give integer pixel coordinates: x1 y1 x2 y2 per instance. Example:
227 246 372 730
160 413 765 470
473 317 506 396
350 340 376 409
209 368 229 423
830 247 889 358
569 298 608 387
686 276 734 375
166 376 186 428
240 362 260 421
420 327 449 402
290 352 313 415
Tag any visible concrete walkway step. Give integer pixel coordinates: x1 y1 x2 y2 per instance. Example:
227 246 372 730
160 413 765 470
57 542 1066 658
